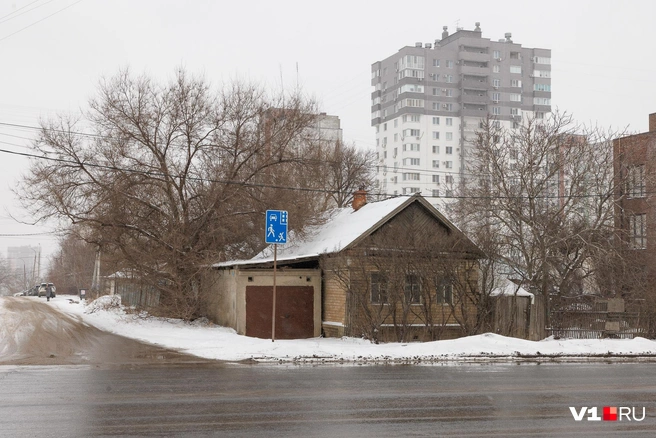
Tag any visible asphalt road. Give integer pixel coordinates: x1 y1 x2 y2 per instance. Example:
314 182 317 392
2 362 656 437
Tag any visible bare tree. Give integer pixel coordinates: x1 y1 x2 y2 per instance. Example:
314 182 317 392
18 68 323 319
453 113 626 326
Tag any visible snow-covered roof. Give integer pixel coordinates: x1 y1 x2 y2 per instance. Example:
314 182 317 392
215 194 466 268
491 282 535 303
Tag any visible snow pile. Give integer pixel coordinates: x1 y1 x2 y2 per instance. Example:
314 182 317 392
47 296 656 364
84 295 122 314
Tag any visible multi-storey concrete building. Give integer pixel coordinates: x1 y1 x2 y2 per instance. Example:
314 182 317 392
614 113 656 267
371 23 551 202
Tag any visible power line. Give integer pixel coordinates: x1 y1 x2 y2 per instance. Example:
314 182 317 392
0 0 85 43
0 0 44 23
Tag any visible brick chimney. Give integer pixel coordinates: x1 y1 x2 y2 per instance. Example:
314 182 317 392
649 112 656 132
352 189 367 211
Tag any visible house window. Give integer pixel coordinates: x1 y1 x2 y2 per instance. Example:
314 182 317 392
404 274 421 304
371 272 388 303
627 165 646 198
435 278 453 304
629 213 647 249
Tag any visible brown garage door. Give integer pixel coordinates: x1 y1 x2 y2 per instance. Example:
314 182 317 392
245 286 314 339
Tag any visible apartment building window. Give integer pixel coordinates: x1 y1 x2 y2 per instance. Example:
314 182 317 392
403 143 420 152
370 272 388 304
432 175 440 183
492 107 501 115
382 137 387 146
533 70 551 78
492 92 500 102
445 75 454 83
432 145 439 154
493 65 500 73
627 165 646 198
492 79 500 87
433 59 440 67
510 51 520 60
511 79 522 88
433 87 440 96
510 66 522 74
393 147 398 157
383 123 387 131
403 158 420 166
432 117 440 125
493 50 501 59
391 176 398 184
402 172 420 181
446 146 453 154
444 89 453 97
432 160 440 168
432 189 440 197
510 94 522 102
383 151 387 159
394 133 398 142
404 129 421 137
533 97 551 105
394 119 398 128
445 161 453 169
536 111 545 119
445 175 454 184
446 60 454 68
432 131 440 140
444 103 453 111
446 133 453 142
403 187 420 194
510 108 520 116
446 118 453 126
404 274 421 304
534 56 551 64
432 102 440 110
534 83 551 92
400 84 424 94
629 213 647 249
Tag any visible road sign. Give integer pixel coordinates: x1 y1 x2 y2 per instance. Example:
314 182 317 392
265 210 288 244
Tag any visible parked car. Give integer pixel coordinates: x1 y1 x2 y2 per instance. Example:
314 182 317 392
38 283 56 298
27 285 40 296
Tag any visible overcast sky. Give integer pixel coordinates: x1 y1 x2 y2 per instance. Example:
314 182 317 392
1 0 655 263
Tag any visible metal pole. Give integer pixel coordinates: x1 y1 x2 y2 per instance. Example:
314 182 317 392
272 244 277 342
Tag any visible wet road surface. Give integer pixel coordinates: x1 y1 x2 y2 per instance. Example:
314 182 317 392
2 362 656 437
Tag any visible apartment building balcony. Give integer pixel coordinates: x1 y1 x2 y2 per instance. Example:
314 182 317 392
460 93 488 104
460 64 489 75
458 51 489 63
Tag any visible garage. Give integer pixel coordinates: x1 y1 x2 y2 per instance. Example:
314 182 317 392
245 286 315 339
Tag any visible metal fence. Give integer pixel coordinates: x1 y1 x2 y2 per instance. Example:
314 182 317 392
547 297 645 339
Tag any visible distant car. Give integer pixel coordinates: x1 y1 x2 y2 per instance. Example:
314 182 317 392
38 283 56 298
27 285 39 296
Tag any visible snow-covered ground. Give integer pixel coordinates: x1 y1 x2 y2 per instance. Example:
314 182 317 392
31 295 656 363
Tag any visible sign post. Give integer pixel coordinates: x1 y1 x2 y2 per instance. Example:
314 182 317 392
265 210 288 342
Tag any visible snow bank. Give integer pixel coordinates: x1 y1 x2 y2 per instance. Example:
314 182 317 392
48 296 656 364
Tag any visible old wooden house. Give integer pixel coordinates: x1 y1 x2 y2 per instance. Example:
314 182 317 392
203 193 484 342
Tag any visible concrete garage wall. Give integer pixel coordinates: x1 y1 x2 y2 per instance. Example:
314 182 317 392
209 268 321 337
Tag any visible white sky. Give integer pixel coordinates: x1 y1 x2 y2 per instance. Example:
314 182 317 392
1 0 655 263
0 295 651 363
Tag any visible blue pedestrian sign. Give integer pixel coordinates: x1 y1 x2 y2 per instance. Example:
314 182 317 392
265 210 288 244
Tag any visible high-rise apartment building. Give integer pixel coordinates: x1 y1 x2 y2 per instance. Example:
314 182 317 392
371 23 551 201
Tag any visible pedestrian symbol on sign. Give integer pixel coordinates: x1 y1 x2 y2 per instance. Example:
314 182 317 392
265 210 288 244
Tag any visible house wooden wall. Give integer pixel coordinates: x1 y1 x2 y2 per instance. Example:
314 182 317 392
321 201 481 342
